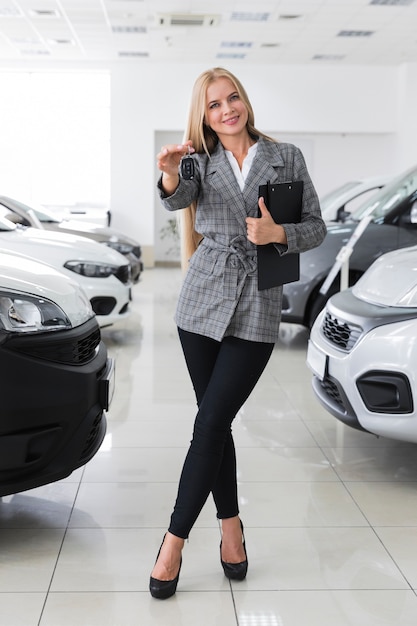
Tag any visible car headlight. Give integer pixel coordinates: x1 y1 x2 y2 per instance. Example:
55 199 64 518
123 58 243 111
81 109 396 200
64 261 120 278
0 291 71 333
105 241 134 255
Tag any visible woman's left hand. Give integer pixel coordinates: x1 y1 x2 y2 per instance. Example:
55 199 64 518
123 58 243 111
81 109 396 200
246 197 288 245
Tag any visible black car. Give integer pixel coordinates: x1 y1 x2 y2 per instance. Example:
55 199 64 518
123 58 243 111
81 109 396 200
282 164 417 328
0 251 113 496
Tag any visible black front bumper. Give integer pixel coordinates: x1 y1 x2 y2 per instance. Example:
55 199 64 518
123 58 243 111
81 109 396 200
0 316 111 496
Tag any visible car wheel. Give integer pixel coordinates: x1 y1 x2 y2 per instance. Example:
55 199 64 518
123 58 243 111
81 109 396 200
306 270 364 329
306 281 340 329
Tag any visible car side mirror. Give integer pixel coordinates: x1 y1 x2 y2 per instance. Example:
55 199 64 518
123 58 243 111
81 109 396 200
336 207 351 223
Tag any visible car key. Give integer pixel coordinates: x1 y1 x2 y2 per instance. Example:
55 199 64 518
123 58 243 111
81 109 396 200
180 147 195 180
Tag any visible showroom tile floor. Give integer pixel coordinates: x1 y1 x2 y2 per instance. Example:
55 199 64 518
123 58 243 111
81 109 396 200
2 267 417 625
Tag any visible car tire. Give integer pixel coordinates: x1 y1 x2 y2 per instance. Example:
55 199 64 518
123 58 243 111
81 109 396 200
307 281 340 329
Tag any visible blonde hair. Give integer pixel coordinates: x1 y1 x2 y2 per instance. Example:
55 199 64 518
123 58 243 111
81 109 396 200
179 67 275 269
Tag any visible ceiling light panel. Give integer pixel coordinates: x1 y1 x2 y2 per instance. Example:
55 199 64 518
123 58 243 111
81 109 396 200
230 12 271 22
370 0 415 4
0 4 22 17
338 30 375 36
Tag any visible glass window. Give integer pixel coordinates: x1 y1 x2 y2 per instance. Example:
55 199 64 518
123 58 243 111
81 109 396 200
0 71 110 209
351 167 417 222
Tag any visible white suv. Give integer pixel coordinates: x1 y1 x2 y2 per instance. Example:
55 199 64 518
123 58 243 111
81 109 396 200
0 251 114 496
307 245 417 443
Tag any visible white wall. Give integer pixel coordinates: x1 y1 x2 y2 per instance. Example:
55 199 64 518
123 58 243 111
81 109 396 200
109 62 412 265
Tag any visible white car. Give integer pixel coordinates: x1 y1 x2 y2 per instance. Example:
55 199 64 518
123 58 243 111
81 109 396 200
0 215 131 328
307 245 417 443
320 175 391 222
0 250 113 495
0 196 143 283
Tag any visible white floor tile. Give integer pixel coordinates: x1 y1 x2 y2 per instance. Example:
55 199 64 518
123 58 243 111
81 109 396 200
0 529 65 591
239 527 408 591
236 481 368 527
41 591 237 626
234 590 417 626
0 593 45 626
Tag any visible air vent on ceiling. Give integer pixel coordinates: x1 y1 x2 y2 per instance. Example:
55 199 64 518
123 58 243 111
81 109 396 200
370 0 415 4
313 54 345 61
156 13 220 27
29 9 60 18
338 30 374 37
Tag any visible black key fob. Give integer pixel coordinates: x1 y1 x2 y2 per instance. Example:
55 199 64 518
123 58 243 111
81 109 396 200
180 155 195 180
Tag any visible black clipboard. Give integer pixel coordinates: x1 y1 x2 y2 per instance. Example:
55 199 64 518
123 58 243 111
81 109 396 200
257 180 303 290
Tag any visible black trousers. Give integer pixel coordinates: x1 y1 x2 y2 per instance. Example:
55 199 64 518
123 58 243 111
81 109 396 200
168 328 275 539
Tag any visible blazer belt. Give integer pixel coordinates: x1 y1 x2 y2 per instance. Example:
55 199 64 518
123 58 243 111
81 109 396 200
203 237 257 299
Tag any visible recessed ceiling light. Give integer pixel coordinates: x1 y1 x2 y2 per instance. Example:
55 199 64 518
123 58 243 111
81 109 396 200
230 12 270 22
313 54 345 60
21 49 50 55
10 37 40 44
221 42 253 48
370 0 415 5
112 25 146 33
118 51 149 57
217 52 246 59
47 39 75 45
338 30 374 37
0 6 22 16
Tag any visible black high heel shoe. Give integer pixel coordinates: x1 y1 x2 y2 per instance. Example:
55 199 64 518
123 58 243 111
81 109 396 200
220 520 248 581
149 535 182 600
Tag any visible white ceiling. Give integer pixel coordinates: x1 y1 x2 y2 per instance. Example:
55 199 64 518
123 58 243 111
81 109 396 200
0 0 416 66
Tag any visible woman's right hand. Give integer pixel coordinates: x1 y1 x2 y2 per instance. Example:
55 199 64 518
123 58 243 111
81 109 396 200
157 140 195 177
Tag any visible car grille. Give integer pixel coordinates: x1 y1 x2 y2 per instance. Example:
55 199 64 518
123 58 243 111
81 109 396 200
115 265 131 285
319 375 345 409
80 410 104 461
6 320 101 365
321 311 362 351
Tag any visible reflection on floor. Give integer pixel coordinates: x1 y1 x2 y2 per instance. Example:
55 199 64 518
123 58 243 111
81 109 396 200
2 267 417 625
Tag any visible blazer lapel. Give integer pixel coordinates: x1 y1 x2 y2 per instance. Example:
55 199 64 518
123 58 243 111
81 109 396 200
205 143 248 223
244 138 285 200
205 138 286 222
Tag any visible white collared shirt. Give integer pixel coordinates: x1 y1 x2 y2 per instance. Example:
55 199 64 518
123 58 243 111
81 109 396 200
225 142 258 191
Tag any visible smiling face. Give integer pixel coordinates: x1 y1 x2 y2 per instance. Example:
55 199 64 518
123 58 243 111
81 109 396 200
205 77 249 143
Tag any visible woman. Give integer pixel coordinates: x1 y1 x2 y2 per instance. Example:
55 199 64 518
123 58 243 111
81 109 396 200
150 67 326 599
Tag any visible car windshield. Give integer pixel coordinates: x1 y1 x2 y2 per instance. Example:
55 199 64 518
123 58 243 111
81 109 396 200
1 197 61 223
0 214 16 231
320 182 361 211
350 166 417 222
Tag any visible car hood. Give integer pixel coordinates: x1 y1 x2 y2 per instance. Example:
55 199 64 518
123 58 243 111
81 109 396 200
56 219 139 245
353 245 417 307
0 226 129 266
0 251 94 327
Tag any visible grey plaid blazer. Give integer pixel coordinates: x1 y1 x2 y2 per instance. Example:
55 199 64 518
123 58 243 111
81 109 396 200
158 137 326 343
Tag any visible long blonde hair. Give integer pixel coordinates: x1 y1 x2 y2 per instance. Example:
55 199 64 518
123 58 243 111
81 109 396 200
179 67 275 269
